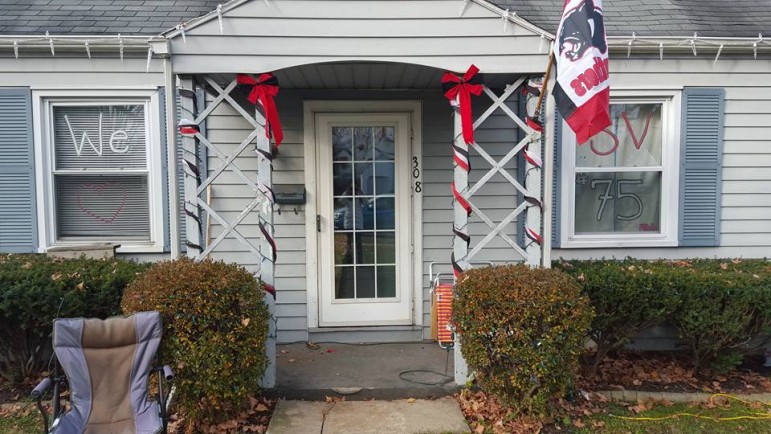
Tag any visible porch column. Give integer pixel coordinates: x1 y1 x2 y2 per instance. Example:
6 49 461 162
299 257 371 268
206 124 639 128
524 132 543 268
179 75 203 258
451 99 470 385
164 60 181 259
255 108 277 389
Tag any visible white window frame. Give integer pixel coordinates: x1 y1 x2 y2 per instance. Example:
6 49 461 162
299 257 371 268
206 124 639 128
560 90 681 248
32 89 165 253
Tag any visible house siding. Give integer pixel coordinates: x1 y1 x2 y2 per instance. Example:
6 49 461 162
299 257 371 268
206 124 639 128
554 57 771 261
0 56 168 261
202 88 523 342
167 0 546 75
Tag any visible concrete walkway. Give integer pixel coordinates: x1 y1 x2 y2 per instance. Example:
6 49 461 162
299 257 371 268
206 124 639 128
267 397 470 434
272 342 459 400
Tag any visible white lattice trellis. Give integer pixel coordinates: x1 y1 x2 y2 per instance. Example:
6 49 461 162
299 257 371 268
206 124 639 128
178 75 277 387
450 77 544 383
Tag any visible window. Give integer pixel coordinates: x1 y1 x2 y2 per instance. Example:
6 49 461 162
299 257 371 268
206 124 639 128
35 91 164 252
561 92 681 247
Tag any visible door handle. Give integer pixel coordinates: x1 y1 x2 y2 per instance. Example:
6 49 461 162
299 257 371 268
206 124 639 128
316 215 321 233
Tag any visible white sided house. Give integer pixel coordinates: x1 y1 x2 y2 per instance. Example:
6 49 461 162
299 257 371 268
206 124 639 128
1 0 770 386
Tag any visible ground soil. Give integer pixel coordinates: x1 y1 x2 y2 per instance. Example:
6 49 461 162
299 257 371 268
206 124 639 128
577 351 771 394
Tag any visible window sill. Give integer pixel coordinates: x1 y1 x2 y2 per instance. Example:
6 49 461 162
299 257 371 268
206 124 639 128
560 238 678 249
43 241 164 255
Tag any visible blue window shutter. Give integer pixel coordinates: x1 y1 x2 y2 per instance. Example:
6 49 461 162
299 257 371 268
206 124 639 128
679 87 725 247
0 88 37 253
551 110 562 248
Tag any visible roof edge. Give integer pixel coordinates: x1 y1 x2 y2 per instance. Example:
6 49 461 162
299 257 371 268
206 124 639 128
161 0 249 39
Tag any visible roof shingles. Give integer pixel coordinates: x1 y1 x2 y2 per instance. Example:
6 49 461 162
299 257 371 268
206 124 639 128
0 0 768 37
0 0 221 35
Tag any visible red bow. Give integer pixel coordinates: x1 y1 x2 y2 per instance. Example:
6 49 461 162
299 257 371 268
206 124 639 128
236 73 284 147
442 65 483 144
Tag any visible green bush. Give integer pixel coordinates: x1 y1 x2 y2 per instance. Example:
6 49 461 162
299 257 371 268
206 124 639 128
555 259 681 374
453 264 593 416
0 254 148 383
559 258 771 374
670 260 771 372
121 257 270 426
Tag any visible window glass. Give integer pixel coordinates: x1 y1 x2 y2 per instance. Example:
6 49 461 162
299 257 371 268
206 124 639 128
51 103 151 241
575 103 662 167
572 102 665 236
574 171 662 233
54 105 147 169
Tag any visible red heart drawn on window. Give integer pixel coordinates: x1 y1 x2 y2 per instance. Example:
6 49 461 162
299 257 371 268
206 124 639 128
76 182 127 224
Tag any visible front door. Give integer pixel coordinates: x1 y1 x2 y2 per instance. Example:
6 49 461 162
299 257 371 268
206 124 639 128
316 113 412 326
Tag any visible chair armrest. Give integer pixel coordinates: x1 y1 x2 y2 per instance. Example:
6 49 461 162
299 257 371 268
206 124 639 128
163 365 174 381
31 378 51 399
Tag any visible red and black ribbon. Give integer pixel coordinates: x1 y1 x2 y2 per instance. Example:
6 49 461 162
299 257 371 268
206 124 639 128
236 73 284 147
264 283 276 299
452 143 470 172
259 221 277 263
451 252 464 279
452 181 471 216
526 227 543 246
442 65 483 144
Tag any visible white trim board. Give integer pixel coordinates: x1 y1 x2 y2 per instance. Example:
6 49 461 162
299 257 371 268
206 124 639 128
31 88 165 254
303 100 423 330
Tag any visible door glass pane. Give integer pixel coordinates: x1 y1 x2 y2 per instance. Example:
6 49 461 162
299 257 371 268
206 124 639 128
374 127 395 160
335 267 355 299
374 163 395 194
356 266 376 298
575 103 663 168
375 197 395 230
334 233 354 265
377 266 396 298
334 198 353 230
574 171 662 234
376 232 395 264
354 162 375 195
332 127 352 161
330 124 398 301
354 127 374 161
333 163 353 196
356 232 375 264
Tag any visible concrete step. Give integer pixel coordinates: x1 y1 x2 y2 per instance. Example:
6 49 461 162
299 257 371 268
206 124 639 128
267 398 470 434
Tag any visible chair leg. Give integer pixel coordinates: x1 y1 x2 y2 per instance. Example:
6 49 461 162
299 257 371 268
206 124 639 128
35 397 49 434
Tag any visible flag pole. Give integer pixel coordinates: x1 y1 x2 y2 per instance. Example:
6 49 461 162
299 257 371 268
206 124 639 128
534 51 555 114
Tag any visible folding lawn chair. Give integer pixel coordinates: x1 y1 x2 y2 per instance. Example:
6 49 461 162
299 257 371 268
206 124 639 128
31 311 173 434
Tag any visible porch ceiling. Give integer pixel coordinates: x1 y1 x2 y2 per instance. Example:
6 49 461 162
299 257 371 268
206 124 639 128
202 63 524 91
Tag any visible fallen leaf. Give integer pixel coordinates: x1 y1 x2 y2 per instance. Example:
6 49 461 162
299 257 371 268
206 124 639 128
280 350 289 354
572 418 585 428
287 358 296 363
254 403 268 412
51 272 62 281
407 398 416 404
241 318 250 327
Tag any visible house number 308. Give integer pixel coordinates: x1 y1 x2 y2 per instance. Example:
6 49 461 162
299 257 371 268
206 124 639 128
412 157 422 193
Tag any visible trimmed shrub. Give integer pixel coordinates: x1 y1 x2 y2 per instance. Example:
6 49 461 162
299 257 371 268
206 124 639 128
453 264 594 416
0 254 148 383
555 259 681 374
670 260 771 372
121 257 270 426
559 258 771 374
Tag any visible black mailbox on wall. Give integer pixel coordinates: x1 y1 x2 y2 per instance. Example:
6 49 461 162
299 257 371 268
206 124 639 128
273 184 306 205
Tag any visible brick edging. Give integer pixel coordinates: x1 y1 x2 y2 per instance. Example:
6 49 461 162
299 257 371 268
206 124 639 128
595 390 771 403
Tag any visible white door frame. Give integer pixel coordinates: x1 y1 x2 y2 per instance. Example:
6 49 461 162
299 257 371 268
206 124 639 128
303 100 423 329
